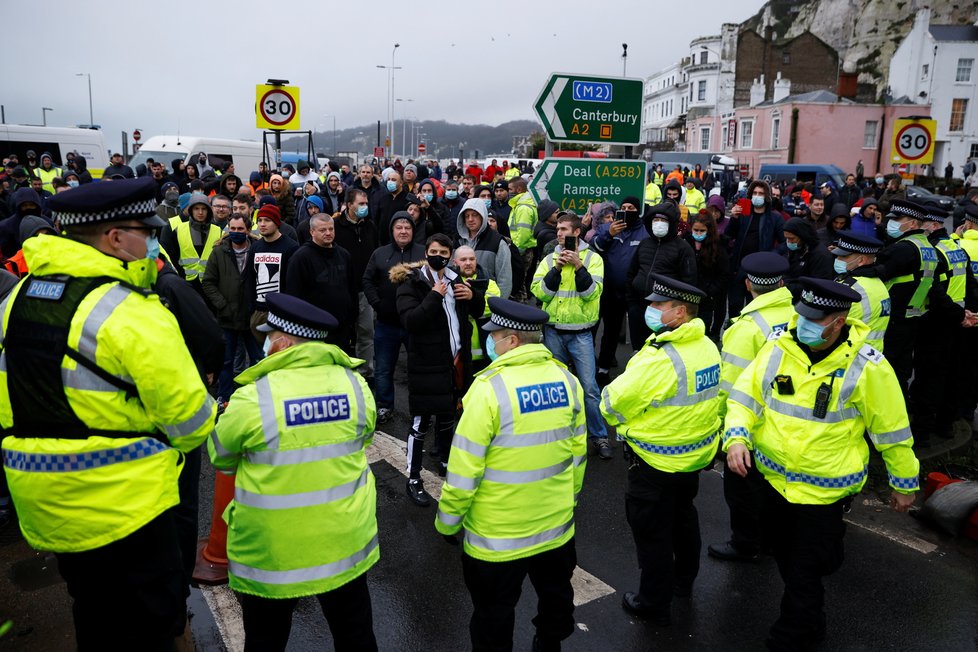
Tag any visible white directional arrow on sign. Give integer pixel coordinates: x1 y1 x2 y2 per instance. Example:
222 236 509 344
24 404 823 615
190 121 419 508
539 78 568 138
532 161 560 203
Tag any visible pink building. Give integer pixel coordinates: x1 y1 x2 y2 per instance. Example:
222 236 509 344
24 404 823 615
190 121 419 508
686 90 932 178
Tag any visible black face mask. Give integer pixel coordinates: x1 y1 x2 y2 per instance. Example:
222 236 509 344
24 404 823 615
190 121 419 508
427 254 449 271
772 198 784 212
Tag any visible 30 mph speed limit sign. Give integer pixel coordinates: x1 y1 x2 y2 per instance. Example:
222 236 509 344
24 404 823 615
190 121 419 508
256 84 301 130
890 118 936 165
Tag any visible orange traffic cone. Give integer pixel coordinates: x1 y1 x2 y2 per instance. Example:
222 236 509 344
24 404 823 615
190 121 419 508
192 472 235 585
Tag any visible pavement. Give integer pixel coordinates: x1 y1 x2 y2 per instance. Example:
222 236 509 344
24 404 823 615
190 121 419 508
3 347 978 650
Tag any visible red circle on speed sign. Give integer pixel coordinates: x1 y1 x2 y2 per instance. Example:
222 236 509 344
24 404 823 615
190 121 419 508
259 89 297 127
133 129 141 142
895 123 931 161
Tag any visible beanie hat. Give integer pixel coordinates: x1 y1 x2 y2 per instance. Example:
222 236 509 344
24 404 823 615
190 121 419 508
249 171 262 184
537 199 559 222
306 195 324 212
258 203 282 226
178 192 191 212
390 211 414 231
707 194 726 212
404 164 418 174
161 181 178 193
620 196 642 210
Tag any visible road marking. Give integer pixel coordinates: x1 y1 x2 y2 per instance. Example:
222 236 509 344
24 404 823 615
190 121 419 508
199 585 244 652
845 497 938 555
370 430 617 607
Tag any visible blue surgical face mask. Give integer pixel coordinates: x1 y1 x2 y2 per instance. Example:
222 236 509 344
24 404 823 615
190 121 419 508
356 205 369 218
145 235 160 260
486 333 499 361
886 219 904 239
796 314 829 347
445 190 458 200
751 195 766 208
644 306 665 332
833 258 850 275
422 193 434 203
786 241 800 251
386 180 398 192
692 232 707 242
483 198 492 209
262 335 275 356
875 176 884 185
67 179 80 188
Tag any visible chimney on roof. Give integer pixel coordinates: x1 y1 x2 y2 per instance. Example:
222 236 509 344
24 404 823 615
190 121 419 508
773 72 792 102
750 75 767 107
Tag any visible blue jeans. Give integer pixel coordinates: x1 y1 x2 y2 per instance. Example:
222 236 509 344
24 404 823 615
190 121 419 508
218 329 263 401
543 326 608 440
374 320 409 410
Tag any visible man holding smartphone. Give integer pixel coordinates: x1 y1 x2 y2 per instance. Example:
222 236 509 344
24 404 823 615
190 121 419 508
531 212 612 459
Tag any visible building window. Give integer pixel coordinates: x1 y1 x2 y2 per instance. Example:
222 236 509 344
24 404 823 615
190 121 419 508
740 120 754 148
699 51 708 65
771 117 781 148
782 50 791 65
863 121 878 148
957 58 974 83
970 143 978 160
950 99 968 132
722 126 728 148
921 64 929 80
697 80 707 102
700 127 711 151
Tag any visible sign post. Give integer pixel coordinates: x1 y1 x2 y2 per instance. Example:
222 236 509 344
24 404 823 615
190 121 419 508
256 80 301 170
890 118 936 166
418 141 426 156
529 159 646 212
534 73 644 146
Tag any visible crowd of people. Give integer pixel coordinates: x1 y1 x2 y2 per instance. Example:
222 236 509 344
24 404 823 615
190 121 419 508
1 147 977 651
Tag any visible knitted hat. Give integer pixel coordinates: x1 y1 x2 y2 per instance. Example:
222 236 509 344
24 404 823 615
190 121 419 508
257 203 282 226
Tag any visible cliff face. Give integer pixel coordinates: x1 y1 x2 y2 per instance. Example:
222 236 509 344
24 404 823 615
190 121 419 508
741 0 976 96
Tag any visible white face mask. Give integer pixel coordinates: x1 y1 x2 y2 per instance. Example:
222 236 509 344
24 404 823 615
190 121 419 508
651 221 669 238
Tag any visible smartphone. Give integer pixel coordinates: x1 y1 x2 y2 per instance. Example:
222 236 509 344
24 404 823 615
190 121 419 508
614 210 627 222
564 235 577 251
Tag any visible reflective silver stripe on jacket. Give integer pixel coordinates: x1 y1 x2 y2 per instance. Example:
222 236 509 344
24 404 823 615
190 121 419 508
436 510 463 527
648 343 719 407
77 284 131 359
343 369 369 439
446 470 480 491
749 311 771 335
727 388 762 415
483 457 573 485
721 351 751 369
162 396 215 440
256 376 279 449
850 280 873 323
464 518 573 552
229 534 379 585
868 425 913 445
602 387 627 425
234 467 369 509
247 436 367 466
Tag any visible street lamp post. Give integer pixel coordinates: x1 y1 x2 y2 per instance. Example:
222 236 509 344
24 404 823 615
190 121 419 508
75 73 93 126
375 44 401 156
41 107 53 127
396 99 414 158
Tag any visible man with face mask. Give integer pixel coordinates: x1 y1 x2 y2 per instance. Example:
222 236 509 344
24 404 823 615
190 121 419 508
850 197 880 239
592 196 649 385
828 231 890 352
377 171 409 245
726 180 787 318
156 182 181 222
601 274 721 626
0 177 216 648
723 276 919 651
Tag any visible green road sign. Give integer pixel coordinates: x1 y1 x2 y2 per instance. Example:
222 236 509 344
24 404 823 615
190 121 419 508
530 159 647 213
534 73 644 146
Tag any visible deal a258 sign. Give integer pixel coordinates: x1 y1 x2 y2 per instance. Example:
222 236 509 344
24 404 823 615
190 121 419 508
534 73 644 146
530 159 647 212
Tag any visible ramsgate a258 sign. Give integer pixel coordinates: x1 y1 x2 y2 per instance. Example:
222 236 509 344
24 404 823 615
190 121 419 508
534 73 644 146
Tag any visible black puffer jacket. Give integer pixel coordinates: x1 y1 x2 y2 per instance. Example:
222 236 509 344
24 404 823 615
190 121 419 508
626 202 697 302
782 217 836 298
392 262 485 415
361 216 425 325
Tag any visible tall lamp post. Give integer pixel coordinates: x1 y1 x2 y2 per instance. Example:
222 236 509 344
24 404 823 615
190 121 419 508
396 99 414 158
376 43 401 156
701 45 722 152
41 107 53 127
76 73 93 126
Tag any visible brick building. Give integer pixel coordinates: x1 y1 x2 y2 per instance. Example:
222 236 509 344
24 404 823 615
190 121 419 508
733 26 838 107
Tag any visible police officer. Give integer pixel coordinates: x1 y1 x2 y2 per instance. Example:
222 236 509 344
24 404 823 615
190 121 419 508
828 231 891 351
724 277 920 651
600 274 721 625
0 177 216 649
710 252 794 562
436 297 586 652
209 293 379 651
953 203 978 425
914 206 978 442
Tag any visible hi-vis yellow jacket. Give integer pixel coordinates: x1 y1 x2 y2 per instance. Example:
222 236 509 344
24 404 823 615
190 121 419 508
722 317 920 505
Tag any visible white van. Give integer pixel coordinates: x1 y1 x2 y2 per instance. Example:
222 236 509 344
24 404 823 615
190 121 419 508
0 124 109 177
128 136 265 177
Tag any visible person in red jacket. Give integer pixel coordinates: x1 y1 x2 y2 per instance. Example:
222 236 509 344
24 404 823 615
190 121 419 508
465 161 484 181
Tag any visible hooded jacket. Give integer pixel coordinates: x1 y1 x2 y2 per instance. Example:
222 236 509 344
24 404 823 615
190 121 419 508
455 198 513 299
362 214 426 326
728 182 786 266
270 174 297 225
626 202 697 301
782 217 836 297
0 188 52 258
72 151 94 185
216 174 243 200
322 172 344 214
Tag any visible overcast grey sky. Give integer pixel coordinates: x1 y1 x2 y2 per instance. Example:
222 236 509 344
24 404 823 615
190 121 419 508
2 0 761 150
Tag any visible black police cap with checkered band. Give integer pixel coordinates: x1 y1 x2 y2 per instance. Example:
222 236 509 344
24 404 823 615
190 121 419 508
794 277 861 319
257 293 338 340
482 297 549 332
645 273 706 305
964 204 978 224
741 252 789 285
885 198 927 221
49 177 165 229
920 205 949 223
829 230 883 256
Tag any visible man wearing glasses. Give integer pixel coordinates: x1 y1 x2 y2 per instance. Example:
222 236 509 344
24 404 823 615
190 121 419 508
0 177 216 648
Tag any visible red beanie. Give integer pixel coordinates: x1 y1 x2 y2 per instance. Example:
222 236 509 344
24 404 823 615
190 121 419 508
257 203 281 226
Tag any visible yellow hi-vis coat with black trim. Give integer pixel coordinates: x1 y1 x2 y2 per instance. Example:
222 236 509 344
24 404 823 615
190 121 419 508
722 317 920 505
175 221 222 282
435 343 586 562
952 229 978 277
718 286 795 420
838 274 890 352
601 319 721 472
531 242 604 329
467 275 500 361
209 342 378 598
507 192 538 253
1 236 216 552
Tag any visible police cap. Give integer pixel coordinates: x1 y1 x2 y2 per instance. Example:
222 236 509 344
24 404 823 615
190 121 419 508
920 204 949 223
885 198 927 220
795 277 861 319
963 203 978 224
257 293 338 340
49 177 165 229
645 273 706 305
829 230 883 257
483 297 549 332
741 252 789 285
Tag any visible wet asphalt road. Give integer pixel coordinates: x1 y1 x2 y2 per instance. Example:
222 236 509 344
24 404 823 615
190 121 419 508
2 345 978 650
